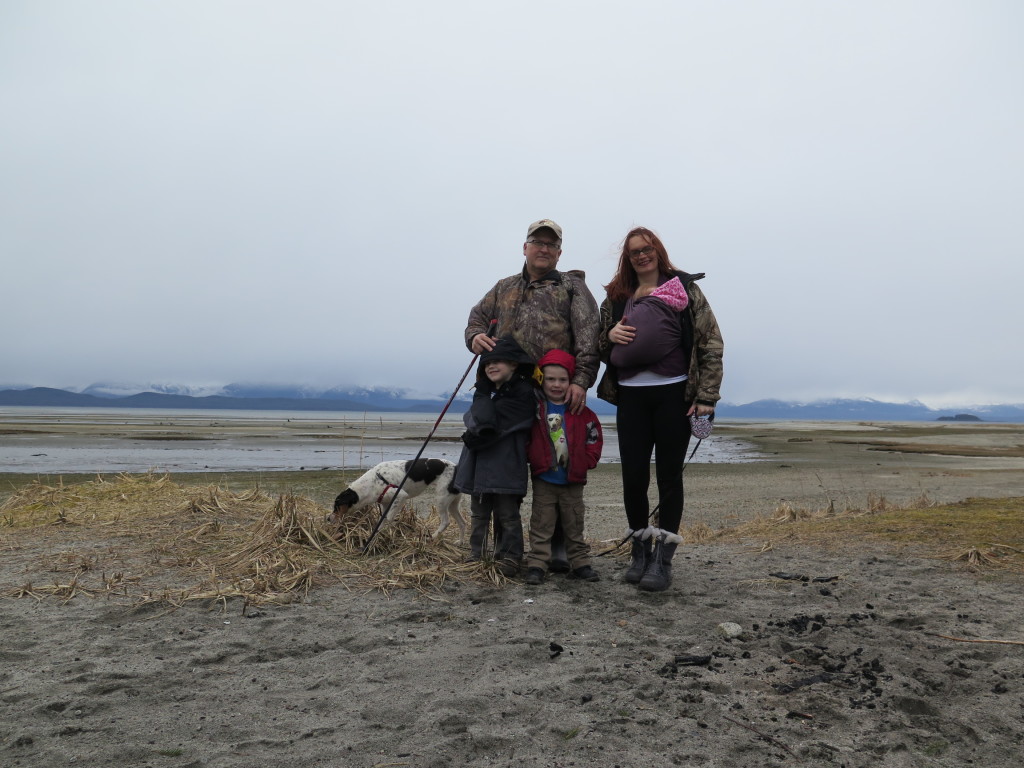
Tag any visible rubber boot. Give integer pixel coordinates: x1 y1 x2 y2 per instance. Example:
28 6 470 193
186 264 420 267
467 517 490 561
492 495 524 574
624 528 652 584
467 498 492 562
638 530 682 592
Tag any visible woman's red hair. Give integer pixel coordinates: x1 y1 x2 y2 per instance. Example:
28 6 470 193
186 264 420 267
603 227 682 303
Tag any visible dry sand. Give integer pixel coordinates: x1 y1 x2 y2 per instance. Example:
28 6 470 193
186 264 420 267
2 420 1023 767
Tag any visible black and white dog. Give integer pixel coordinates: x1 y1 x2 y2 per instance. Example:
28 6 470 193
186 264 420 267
328 458 466 541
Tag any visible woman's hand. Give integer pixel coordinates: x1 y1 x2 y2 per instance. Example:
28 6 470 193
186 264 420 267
687 404 715 418
609 318 636 345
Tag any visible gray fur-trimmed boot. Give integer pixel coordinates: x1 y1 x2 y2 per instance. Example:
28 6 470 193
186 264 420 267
638 529 683 592
624 527 654 584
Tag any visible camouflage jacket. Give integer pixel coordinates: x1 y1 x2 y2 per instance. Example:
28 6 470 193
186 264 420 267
597 271 724 407
465 266 600 390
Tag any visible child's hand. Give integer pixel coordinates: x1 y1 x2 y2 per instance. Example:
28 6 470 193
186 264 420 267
461 428 496 449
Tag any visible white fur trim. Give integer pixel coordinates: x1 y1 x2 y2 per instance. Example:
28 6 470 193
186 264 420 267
654 528 684 545
626 526 659 541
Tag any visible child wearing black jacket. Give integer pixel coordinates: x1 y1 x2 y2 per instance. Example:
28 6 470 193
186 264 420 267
453 337 537 577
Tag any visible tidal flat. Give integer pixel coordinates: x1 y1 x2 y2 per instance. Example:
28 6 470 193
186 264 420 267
3 410 1024 532
2 415 1023 768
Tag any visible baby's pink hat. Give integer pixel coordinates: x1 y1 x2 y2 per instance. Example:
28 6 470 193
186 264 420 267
651 277 689 311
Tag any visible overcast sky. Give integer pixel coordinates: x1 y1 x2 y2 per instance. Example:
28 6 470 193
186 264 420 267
2 2 1022 407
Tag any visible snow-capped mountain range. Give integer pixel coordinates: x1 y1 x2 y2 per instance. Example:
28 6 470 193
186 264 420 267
0 382 474 414
77 381 452 402
2 383 1024 421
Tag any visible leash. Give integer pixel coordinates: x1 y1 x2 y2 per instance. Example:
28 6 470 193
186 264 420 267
362 320 497 554
594 433 706 558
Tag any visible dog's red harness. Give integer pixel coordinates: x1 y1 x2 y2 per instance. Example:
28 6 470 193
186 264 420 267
374 471 399 505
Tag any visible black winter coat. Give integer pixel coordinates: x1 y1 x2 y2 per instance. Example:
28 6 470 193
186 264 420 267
453 373 536 496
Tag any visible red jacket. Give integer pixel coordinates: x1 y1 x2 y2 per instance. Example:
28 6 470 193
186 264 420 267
527 395 603 484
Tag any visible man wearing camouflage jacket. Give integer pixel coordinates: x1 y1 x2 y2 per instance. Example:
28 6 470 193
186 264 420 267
465 219 600 416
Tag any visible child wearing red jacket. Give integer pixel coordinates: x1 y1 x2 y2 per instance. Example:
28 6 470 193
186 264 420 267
524 349 604 585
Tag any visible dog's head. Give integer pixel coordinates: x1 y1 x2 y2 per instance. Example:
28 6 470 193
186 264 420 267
327 488 360 526
547 413 563 432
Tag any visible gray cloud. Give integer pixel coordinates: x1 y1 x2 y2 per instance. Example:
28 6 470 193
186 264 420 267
2 1 1022 407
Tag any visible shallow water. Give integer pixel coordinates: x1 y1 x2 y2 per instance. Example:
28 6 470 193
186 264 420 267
0 406 762 473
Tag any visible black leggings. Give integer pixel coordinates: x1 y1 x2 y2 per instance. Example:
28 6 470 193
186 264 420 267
615 381 692 533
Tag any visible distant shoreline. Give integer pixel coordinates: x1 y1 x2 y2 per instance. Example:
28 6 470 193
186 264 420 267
0 407 758 475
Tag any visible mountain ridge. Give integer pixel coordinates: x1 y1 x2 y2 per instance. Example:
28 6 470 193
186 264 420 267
2 386 1024 421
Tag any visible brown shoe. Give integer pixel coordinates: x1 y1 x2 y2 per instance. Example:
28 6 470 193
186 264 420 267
570 565 600 582
524 567 545 585
497 559 520 578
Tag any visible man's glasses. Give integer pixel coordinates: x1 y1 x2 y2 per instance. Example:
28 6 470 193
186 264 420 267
629 245 656 259
526 239 560 251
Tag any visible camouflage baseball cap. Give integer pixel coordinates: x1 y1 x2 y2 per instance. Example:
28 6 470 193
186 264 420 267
526 219 562 242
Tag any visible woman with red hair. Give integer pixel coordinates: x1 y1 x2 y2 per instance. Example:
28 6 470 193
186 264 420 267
597 227 724 591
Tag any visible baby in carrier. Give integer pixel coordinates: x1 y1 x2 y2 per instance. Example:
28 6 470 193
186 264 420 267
609 276 689 371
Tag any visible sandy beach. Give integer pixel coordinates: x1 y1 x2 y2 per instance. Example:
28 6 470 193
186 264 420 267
2 418 1023 767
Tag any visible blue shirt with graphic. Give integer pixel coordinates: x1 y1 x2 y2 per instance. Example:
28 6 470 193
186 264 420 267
538 401 569 485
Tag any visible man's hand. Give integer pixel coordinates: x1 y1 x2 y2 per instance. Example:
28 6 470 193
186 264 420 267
470 333 498 355
568 383 588 415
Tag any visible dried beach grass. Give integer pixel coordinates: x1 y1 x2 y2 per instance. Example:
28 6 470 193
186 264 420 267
733 577 794 591
717 496 1024 572
0 472 185 528
772 502 817 523
939 546 1007 571
867 493 935 513
681 521 715 544
0 474 491 606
